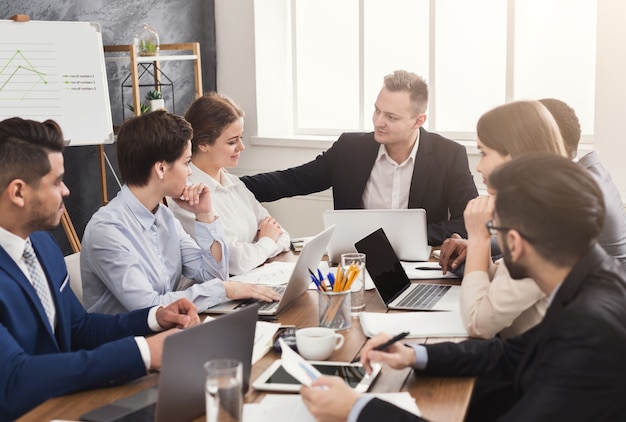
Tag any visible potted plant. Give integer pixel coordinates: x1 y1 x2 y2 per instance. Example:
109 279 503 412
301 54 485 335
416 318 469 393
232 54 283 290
136 23 159 56
145 90 165 111
126 102 151 115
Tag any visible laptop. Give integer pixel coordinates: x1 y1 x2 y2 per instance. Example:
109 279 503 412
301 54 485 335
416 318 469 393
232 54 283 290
80 304 258 422
207 225 335 316
323 209 430 265
354 228 460 311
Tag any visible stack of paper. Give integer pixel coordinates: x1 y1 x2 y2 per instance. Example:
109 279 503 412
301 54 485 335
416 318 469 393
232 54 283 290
229 261 295 285
243 392 421 422
252 321 281 364
359 311 468 338
400 261 460 280
290 236 314 252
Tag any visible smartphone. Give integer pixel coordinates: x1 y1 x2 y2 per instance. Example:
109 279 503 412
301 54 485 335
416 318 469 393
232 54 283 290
272 326 297 353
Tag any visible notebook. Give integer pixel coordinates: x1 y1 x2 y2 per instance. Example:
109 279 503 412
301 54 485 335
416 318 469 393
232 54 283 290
354 228 460 311
358 311 468 338
323 209 430 265
80 304 258 422
208 225 335 316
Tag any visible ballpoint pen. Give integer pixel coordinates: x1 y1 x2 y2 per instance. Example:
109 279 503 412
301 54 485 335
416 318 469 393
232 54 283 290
351 331 410 363
415 266 443 271
308 268 325 291
327 272 335 290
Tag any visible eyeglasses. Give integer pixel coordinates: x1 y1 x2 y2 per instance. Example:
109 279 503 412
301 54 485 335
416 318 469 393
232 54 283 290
485 219 510 236
485 219 535 243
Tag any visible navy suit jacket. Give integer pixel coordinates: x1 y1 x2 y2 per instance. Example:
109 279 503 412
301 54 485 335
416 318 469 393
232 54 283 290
241 129 478 245
357 245 626 421
0 231 154 420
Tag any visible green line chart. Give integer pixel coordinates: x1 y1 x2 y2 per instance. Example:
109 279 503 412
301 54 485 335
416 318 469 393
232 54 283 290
0 50 49 98
0 44 61 117
0 20 114 145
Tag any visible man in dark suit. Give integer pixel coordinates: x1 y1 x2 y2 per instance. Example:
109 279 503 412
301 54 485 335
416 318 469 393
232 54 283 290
301 153 626 421
241 70 478 245
0 117 200 420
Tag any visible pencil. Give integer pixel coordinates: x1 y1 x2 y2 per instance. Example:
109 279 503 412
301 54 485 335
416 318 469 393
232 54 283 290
334 264 343 292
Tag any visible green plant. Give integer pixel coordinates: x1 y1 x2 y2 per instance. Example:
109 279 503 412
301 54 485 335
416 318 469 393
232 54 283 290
139 39 157 54
127 102 151 114
145 90 163 100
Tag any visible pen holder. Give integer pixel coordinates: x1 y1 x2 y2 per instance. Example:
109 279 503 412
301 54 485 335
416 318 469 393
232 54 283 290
318 290 351 330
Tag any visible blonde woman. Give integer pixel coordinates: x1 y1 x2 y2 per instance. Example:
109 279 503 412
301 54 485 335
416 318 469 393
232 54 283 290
455 100 566 338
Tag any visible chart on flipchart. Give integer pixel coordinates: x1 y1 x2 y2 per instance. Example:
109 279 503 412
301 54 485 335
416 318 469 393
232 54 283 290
0 20 113 145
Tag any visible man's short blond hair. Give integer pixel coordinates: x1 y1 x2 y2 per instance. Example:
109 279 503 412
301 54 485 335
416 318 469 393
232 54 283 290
383 70 429 116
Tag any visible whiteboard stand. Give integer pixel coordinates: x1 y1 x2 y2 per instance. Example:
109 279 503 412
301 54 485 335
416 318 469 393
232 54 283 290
61 210 81 253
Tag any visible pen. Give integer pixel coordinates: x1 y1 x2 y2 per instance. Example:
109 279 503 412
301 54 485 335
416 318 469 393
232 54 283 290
310 274 322 291
317 268 329 290
308 268 325 291
415 266 443 271
351 331 410 363
327 272 335 290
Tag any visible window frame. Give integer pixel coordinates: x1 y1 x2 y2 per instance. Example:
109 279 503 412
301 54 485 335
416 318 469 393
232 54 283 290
284 0 595 146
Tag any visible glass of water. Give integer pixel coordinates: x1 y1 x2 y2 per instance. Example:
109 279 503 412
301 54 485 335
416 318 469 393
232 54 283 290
341 252 366 314
204 359 243 422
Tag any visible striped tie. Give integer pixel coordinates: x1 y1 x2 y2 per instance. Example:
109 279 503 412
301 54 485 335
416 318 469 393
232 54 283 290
23 239 56 332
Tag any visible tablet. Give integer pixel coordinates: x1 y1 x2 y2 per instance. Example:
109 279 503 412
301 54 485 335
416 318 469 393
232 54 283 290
252 360 381 393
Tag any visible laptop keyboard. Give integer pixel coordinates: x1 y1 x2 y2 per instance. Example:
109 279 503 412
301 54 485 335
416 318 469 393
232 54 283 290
256 285 285 312
396 284 451 309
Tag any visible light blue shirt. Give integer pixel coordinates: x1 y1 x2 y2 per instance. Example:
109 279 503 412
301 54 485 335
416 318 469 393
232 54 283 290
81 185 228 314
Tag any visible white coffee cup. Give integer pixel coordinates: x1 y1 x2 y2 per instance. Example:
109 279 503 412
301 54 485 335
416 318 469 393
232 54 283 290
296 327 345 360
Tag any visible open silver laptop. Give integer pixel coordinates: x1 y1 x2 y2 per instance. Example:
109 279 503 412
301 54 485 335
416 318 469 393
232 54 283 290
323 209 430 265
208 225 335 316
355 228 460 311
80 305 258 422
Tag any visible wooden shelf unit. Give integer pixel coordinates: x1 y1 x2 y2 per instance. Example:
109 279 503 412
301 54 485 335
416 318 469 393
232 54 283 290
103 42 203 117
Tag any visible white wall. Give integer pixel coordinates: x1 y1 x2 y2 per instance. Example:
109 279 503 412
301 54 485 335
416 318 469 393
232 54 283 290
215 0 333 237
595 0 626 196
216 0 626 237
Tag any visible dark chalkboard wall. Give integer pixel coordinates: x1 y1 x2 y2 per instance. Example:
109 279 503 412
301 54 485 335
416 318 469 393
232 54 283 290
0 0 217 254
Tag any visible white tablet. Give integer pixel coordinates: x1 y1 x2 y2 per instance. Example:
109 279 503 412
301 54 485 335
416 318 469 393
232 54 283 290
252 360 382 393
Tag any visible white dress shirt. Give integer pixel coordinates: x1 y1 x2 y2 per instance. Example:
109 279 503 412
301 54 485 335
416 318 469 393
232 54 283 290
169 164 290 275
361 133 420 209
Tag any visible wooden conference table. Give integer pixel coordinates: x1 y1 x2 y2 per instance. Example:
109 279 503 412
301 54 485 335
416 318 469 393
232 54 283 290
19 253 474 422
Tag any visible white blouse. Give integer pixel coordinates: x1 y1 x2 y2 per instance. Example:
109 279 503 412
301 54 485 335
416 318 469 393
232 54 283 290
169 163 290 275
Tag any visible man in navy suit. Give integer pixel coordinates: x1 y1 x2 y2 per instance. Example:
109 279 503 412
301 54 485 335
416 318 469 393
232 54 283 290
241 70 478 245
0 117 201 420
301 154 626 421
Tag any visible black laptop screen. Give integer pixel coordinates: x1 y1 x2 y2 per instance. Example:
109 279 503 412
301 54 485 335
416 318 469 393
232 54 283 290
354 228 413 304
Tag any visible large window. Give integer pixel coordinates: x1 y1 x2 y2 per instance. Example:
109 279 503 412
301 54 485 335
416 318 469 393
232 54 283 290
255 0 597 141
